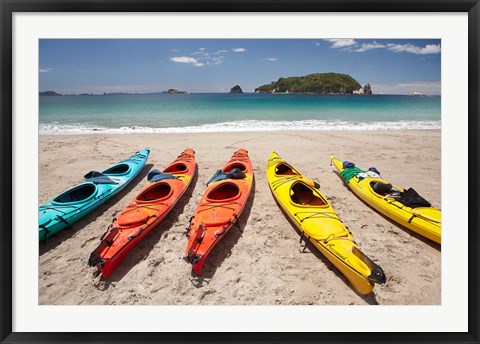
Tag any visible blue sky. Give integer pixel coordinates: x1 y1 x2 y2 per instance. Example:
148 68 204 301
39 39 441 95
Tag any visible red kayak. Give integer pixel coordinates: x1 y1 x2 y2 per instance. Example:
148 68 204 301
184 149 253 275
88 149 196 278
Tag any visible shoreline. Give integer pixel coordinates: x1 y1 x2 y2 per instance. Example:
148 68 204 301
39 130 441 305
39 128 441 137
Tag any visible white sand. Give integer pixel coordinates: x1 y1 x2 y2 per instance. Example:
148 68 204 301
39 130 441 305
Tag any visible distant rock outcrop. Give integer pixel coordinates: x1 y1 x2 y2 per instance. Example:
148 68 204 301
39 91 62 96
363 84 372 95
229 85 243 94
412 91 426 96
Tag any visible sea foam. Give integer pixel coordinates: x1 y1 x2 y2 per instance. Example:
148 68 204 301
39 120 441 135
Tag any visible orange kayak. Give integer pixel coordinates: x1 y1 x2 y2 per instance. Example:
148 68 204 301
88 149 196 278
184 149 253 275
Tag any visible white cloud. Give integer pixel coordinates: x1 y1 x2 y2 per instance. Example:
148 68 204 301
324 39 441 55
170 56 196 63
170 56 204 67
387 43 441 54
352 41 386 52
172 47 243 67
262 58 278 62
170 49 179 52
191 48 209 56
39 67 53 73
324 39 357 48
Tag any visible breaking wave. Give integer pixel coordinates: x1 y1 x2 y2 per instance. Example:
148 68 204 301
40 119 441 135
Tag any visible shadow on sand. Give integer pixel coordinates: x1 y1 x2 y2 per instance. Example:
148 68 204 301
39 163 154 256
189 177 256 288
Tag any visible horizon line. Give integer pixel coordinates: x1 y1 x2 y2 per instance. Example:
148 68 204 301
39 91 441 96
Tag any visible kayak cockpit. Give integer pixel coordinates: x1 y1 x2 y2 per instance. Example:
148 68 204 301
207 182 241 202
223 162 247 173
368 180 394 196
52 183 97 204
103 163 131 176
136 183 173 203
290 182 327 206
275 163 300 176
164 163 188 174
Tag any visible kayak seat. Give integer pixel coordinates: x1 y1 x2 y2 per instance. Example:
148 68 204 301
206 183 241 202
275 163 299 176
137 183 173 203
371 182 393 196
290 183 327 206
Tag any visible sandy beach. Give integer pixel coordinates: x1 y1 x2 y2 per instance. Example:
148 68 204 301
38 130 441 305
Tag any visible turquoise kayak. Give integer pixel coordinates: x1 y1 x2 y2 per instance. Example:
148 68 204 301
39 149 150 241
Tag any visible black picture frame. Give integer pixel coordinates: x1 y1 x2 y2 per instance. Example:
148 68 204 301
1 1 479 343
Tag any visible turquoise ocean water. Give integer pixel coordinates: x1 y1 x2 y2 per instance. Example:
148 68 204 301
39 93 440 135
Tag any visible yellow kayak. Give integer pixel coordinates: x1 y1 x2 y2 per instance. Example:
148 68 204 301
330 156 441 244
266 151 386 295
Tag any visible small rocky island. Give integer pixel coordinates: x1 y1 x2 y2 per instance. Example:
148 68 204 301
162 89 189 94
229 85 243 94
39 91 62 96
255 73 371 95
353 83 373 95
